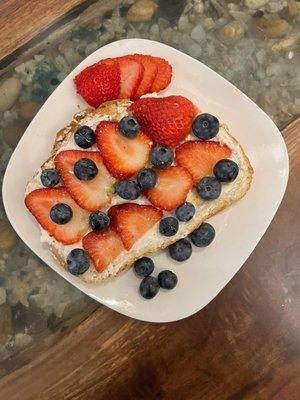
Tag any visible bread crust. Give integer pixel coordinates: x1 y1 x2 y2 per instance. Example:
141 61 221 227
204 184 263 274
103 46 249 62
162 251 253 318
26 100 253 284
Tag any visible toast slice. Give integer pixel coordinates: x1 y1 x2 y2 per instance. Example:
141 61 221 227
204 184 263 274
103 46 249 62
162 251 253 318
25 99 253 284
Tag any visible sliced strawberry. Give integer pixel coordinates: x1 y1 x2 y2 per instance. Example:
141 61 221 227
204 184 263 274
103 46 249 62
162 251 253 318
117 56 144 99
25 187 89 245
149 56 172 93
144 166 193 211
96 121 152 179
131 95 197 147
74 58 120 108
82 228 125 272
175 141 232 184
130 54 158 99
54 150 115 212
108 203 163 250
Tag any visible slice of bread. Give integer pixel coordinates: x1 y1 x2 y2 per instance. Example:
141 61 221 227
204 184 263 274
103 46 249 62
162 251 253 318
26 99 253 284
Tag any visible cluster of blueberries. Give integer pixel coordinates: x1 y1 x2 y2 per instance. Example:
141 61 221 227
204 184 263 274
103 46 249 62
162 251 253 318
40 113 239 298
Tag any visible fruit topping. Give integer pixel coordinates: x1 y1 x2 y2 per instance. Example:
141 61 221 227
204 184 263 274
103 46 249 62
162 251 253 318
159 217 179 237
175 202 195 222
137 168 157 189
192 113 219 140
40 168 60 188
190 223 215 247
67 248 90 276
73 158 98 181
55 150 115 212
213 159 239 182
144 166 193 211
158 270 178 289
168 238 192 262
117 56 144 99
74 58 120 107
175 141 232 184
133 257 155 278
118 116 140 138
150 145 174 169
108 203 162 250
116 180 141 200
149 56 172 93
139 276 159 299
82 228 125 272
25 187 89 245
50 203 73 224
131 54 158 99
96 121 152 179
74 126 96 148
196 176 221 200
89 211 110 231
131 95 197 147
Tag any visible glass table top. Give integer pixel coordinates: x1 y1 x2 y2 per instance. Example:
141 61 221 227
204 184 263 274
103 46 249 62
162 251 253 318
0 0 299 376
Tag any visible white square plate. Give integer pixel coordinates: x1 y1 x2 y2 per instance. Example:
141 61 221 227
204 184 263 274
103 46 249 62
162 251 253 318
3 39 288 322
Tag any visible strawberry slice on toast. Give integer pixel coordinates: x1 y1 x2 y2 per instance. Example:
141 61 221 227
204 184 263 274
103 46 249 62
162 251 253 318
117 56 144 99
175 141 232 184
131 95 197 147
96 121 152 179
108 203 163 250
149 56 172 93
130 54 158 99
82 228 125 272
74 58 120 108
25 187 89 245
144 166 193 211
55 150 115 212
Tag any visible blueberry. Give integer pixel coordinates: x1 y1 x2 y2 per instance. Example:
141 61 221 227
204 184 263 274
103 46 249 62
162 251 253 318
74 126 96 148
50 203 72 224
118 116 140 138
159 217 179 237
192 113 219 140
89 211 110 231
133 257 154 278
74 158 98 180
116 180 141 200
139 276 159 299
214 159 239 182
196 176 221 200
137 168 157 189
168 238 192 262
158 270 178 289
150 145 174 169
40 168 60 187
175 202 195 222
67 248 90 275
190 223 215 247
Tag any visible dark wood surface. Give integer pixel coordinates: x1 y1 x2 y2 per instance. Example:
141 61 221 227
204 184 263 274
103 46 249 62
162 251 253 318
0 119 299 399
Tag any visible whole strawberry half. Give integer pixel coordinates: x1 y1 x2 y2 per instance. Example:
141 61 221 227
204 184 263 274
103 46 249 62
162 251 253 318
175 141 232 184
25 187 89 245
74 58 120 108
108 203 163 250
131 95 198 147
55 150 115 212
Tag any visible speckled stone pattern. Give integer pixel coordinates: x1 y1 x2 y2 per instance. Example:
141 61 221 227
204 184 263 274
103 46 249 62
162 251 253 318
0 0 299 371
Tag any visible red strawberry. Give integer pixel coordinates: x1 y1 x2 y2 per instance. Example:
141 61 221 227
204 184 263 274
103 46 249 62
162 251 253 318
82 228 125 272
54 150 115 212
96 121 152 179
131 96 197 147
144 166 193 211
175 141 232 184
149 56 172 93
108 203 163 250
25 187 89 245
74 58 120 108
130 54 158 99
117 56 144 99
